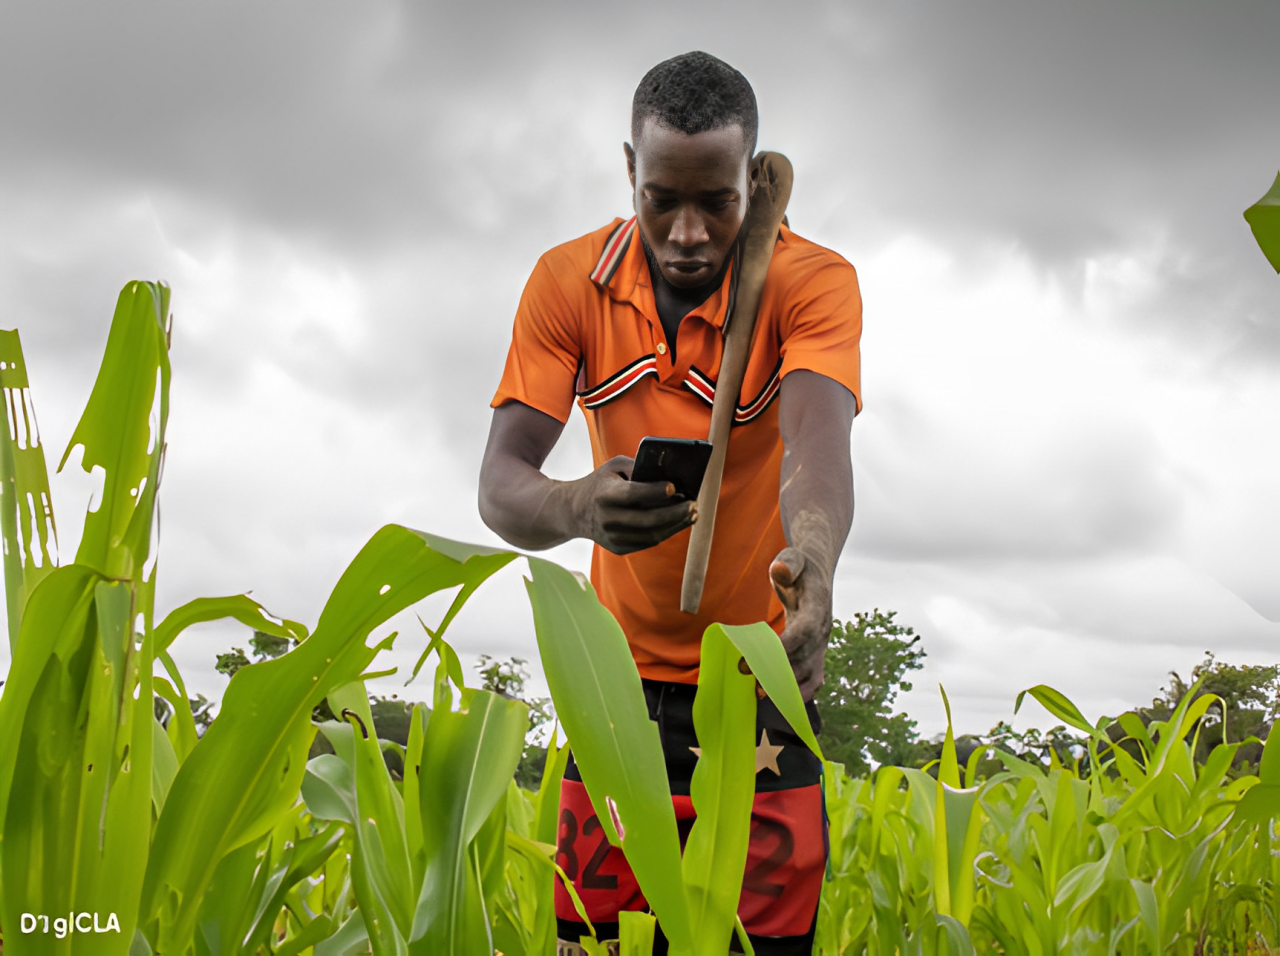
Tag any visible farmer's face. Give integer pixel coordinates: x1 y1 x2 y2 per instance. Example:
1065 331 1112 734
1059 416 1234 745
626 119 758 290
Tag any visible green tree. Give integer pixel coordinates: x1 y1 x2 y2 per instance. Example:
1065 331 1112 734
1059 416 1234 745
214 646 250 677
478 654 555 789
1141 651 1278 773
816 610 929 776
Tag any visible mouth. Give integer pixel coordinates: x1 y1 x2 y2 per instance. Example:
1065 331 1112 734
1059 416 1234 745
664 259 713 284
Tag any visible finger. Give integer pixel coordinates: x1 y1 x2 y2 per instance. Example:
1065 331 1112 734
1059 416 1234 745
601 500 696 534
610 478 683 509
770 547 806 585
604 517 696 554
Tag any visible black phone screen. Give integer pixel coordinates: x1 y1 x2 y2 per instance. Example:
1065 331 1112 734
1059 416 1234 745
630 437 714 500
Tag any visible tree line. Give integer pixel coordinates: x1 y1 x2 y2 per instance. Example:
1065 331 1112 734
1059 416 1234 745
173 613 1279 786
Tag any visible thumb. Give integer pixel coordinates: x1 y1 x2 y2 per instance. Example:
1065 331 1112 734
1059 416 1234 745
769 548 807 614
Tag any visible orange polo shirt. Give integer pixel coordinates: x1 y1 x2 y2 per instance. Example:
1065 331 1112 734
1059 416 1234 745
492 216 862 683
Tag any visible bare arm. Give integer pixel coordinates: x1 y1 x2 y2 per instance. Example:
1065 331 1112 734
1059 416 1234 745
478 401 698 554
769 369 856 700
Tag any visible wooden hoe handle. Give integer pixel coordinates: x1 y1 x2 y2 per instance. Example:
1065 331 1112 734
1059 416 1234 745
680 151 794 614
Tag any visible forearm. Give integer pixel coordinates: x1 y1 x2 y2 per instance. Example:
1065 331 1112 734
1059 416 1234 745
478 455 585 551
478 403 584 551
777 371 856 586
780 467 851 583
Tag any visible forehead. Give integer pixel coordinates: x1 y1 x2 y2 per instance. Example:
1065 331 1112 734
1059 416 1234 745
634 119 750 182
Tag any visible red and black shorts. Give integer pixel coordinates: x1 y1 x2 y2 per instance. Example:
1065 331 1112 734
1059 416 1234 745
555 678 828 956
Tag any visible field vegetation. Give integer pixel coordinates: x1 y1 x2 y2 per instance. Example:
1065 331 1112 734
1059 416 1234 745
2 282 1280 956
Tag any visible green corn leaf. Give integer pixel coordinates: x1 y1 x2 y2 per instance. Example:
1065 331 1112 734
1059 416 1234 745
991 749 1045 781
140 526 515 953
1233 718 1280 826
329 682 416 938
0 328 59 649
899 768 942 908
316 909 371 956
154 593 308 654
0 569 155 956
1130 878 1162 952
275 912 340 956
310 714 414 956
1184 742 1238 822
932 914 976 955
409 687 527 955
619 910 658 956
193 836 270 956
962 744 989 790
938 685 961 789
942 784 984 926
265 822 345 929
59 281 170 587
681 622 758 953
151 714 180 815
153 673 199 763
1257 717 1280 788
1233 726 1280 827
402 702 429 873
524 557 693 951
1014 686 1105 742
868 765 904 861
408 573 498 684
534 724 571 846
505 830 559 954
0 564 97 918
1116 710 1152 752
718 621 823 761
1170 692 1223 750
302 752 358 824
1244 171 1280 272
474 782 511 924
1052 841 1114 916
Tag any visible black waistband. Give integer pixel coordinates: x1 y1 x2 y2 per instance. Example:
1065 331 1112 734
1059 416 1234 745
564 677 822 795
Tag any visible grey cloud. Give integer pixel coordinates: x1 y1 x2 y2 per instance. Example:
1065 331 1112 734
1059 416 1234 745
851 404 1184 563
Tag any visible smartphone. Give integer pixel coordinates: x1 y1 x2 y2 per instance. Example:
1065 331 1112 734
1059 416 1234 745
630 437 714 501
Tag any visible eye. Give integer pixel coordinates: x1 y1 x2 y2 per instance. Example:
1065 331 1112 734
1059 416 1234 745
648 195 677 211
705 200 731 212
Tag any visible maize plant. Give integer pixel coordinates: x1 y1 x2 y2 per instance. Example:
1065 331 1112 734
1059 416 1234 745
814 681 1280 955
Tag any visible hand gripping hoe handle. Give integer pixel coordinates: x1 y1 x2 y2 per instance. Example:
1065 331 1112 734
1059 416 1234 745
680 151 793 614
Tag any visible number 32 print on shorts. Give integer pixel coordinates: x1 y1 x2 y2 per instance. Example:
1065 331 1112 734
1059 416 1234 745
553 679 828 949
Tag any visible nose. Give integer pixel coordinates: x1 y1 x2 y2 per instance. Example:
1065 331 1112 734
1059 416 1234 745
669 204 709 249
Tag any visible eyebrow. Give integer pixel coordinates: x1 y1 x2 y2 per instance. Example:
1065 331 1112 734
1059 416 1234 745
642 183 739 198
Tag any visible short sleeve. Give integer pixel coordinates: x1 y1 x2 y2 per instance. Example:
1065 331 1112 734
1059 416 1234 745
491 254 582 423
777 256 863 415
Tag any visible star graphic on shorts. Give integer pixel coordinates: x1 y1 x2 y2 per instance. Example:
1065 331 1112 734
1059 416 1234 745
755 729 784 775
687 730 784 775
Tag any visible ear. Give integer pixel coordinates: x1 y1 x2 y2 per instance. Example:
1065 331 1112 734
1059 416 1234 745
624 141 637 191
747 152 762 199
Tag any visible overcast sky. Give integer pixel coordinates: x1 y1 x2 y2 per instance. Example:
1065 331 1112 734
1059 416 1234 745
2 1 1279 738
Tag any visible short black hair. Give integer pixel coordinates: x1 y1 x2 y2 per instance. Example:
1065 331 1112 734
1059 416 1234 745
631 51 758 155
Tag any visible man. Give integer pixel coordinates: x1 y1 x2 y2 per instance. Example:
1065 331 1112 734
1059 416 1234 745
479 51 861 955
